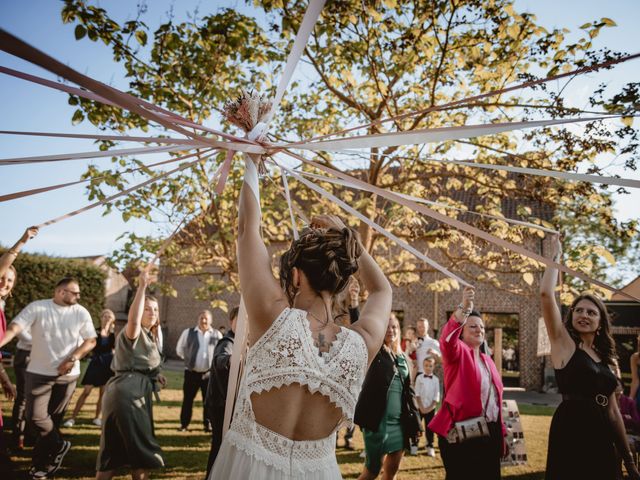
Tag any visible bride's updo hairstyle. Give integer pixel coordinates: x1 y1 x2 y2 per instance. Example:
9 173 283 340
279 226 362 305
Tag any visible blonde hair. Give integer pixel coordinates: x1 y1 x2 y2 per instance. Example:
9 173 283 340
387 314 403 354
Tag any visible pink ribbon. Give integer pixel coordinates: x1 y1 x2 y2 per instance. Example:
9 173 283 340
0 149 214 203
284 150 639 302
215 150 235 195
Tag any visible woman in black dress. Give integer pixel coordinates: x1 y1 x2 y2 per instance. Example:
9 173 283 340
63 309 116 427
541 235 639 480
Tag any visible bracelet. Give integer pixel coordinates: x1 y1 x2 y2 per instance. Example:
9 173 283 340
68 355 78 363
457 303 472 315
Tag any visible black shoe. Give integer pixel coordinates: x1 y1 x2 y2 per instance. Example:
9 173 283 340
178 427 188 432
29 465 49 479
46 440 71 476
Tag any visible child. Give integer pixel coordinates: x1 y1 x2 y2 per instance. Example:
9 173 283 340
415 356 440 457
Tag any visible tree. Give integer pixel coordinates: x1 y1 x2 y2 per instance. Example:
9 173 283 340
59 0 639 307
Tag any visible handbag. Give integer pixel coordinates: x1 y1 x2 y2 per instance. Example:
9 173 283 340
446 361 494 444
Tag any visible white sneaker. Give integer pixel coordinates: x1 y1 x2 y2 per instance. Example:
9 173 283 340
359 450 366 458
410 444 419 455
62 419 75 428
92 418 102 427
427 446 435 457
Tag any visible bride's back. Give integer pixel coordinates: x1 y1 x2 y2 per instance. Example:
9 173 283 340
243 307 368 441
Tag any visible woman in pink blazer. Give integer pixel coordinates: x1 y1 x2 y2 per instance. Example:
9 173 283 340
429 286 506 480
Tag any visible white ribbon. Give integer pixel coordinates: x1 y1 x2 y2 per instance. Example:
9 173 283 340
284 116 617 151
280 168 299 240
296 169 558 234
265 0 327 126
279 162 470 287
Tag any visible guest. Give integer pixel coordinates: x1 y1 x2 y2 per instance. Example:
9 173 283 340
415 317 441 374
0 227 37 459
175 310 222 432
1 277 96 479
429 286 506 480
354 314 422 479
415 356 440 457
629 335 640 411
541 235 640 480
401 326 418 359
205 306 239 475
63 309 116 428
11 329 33 450
617 379 640 434
96 270 167 479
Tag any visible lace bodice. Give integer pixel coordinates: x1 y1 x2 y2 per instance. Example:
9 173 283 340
244 307 367 422
225 307 368 475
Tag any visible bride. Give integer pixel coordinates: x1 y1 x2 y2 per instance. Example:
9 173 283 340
209 163 392 479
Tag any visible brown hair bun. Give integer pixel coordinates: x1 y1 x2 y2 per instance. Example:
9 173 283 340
279 226 362 304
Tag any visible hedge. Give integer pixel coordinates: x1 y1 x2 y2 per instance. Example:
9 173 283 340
2 249 106 326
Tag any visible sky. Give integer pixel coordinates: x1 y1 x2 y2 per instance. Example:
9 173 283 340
1 1 639 279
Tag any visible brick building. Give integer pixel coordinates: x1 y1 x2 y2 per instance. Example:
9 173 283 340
158 235 552 390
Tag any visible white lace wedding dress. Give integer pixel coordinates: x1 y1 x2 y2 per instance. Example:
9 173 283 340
209 307 368 479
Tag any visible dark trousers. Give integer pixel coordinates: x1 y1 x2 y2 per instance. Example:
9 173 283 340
439 420 502 480
25 372 78 468
180 370 210 429
11 348 34 446
206 405 226 476
422 409 436 447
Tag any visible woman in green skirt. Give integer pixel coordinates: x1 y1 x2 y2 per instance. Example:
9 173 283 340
354 314 421 479
96 270 166 480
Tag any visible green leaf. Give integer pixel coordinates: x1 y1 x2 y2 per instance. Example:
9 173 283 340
74 24 87 40
71 109 85 125
135 30 147 46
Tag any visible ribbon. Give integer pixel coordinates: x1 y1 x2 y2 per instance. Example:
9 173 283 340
0 65 251 145
285 116 617 151
284 150 639 301
279 162 470 287
0 149 214 203
215 150 235 195
423 158 640 190
0 129 209 146
296 170 558 234
280 168 300 240
337 149 640 191
36 155 207 228
303 52 640 143
223 298 249 436
0 145 186 165
265 0 327 126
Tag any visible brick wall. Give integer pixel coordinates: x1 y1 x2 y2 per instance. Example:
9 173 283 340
159 237 550 390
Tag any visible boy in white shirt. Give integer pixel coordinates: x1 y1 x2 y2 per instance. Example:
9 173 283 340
415 357 440 457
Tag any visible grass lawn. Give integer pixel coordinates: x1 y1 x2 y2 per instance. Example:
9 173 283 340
2 370 552 479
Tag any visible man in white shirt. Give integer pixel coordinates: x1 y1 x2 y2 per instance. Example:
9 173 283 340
415 317 441 374
415 357 441 457
176 310 222 432
0 277 96 479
